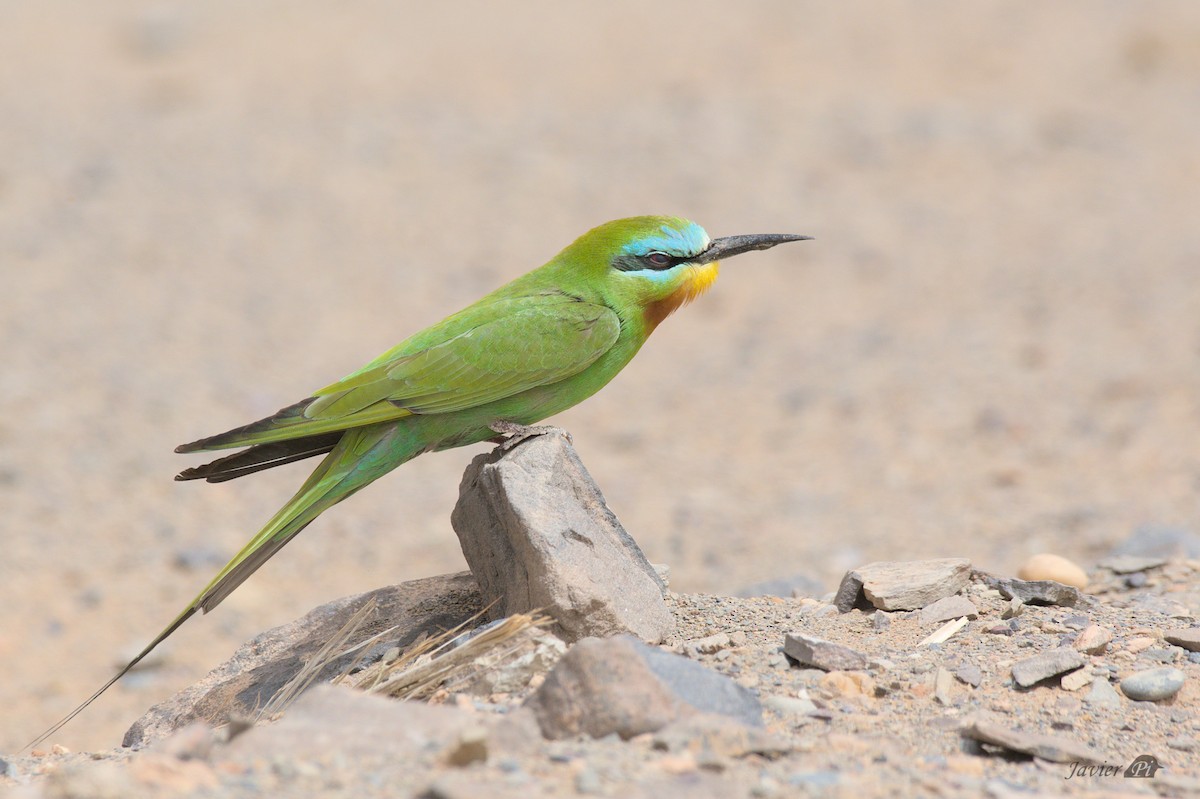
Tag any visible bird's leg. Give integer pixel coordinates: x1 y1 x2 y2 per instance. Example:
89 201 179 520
488 420 573 451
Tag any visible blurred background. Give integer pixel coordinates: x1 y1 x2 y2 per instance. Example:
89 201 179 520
3 1 1198 753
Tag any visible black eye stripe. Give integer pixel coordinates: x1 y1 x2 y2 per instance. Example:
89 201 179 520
612 252 684 272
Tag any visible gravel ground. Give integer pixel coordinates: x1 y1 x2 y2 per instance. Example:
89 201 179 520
3 0 1199 773
4 558 1200 797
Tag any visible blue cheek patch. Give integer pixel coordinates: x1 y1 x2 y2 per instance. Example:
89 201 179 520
622 266 682 283
621 221 711 259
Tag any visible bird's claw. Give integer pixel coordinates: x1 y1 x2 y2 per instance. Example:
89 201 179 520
488 421 572 452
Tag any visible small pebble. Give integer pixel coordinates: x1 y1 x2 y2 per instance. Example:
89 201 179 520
1062 614 1090 630
1125 636 1155 654
1120 667 1186 702
955 662 983 688
1018 554 1088 589
1072 624 1113 654
1125 572 1148 588
1084 678 1123 710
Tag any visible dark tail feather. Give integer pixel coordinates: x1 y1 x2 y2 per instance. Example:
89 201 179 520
175 433 343 483
25 607 197 752
175 397 317 454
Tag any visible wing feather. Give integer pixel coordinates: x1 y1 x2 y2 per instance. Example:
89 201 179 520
180 294 619 453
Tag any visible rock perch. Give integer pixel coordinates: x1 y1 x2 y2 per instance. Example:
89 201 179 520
451 431 674 643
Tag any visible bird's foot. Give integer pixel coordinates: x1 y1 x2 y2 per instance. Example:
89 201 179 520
488 420 572 452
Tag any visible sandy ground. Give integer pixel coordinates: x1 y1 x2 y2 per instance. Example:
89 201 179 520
2 1 1199 755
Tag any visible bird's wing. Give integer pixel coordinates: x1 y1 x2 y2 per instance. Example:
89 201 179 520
178 294 620 452
308 295 620 417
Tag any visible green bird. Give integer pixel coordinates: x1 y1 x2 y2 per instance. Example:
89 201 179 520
33 216 809 746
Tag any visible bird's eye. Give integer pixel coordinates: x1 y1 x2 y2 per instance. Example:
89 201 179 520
646 252 672 268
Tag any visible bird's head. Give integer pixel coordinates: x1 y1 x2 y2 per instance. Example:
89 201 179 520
556 216 811 331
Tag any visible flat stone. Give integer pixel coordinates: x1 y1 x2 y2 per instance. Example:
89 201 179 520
1011 648 1086 688
1072 624 1113 654
834 558 971 612
961 718 1107 764
1060 669 1093 692
1164 628 1200 652
217 685 485 791
230 685 471 757
1098 554 1167 574
451 432 673 643
525 636 762 740
1120 667 1187 702
124 572 482 747
1109 525 1200 559
918 595 979 625
783 633 870 671
975 572 1085 607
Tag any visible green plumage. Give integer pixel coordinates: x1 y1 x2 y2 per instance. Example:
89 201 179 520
30 216 809 748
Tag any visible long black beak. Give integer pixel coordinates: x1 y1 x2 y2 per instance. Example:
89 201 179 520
693 233 813 265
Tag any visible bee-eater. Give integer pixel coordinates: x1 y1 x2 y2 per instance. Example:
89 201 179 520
33 216 809 746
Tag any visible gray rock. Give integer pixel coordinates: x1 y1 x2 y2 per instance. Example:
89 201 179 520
451 432 673 643
1098 554 1167 574
918 595 979 625
525 635 762 740
1109 524 1200 559
1120 667 1187 702
975 572 1085 607
218 685 482 787
834 558 971 612
124 572 482 747
955 662 983 688
1165 628 1200 652
960 717 1107 764
783 633 870 671
1011 648 1085 688
1084 678 1123 710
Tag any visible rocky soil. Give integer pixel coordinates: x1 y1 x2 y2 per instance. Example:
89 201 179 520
4 3 1200 797
5 435 1200 797
5 554 1200 797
